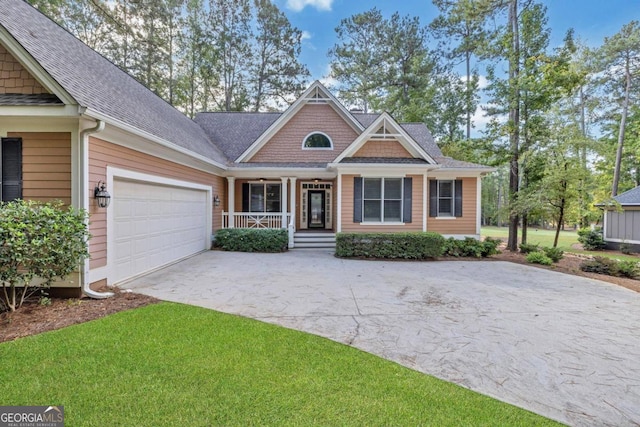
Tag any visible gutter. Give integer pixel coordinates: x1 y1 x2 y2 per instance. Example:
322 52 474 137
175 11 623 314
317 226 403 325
80 119 113 299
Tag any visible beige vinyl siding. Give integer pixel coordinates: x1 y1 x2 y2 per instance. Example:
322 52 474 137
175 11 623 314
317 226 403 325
427 177 477 235
0 45 49 95
341 174 423 233
353 140 413 158
8 132 71 204
88 137 225 270
250 104 359 163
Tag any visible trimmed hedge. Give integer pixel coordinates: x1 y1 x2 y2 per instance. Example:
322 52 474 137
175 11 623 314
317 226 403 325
336 232 445 260
443 237 501 258
580 256 639 278
214 228 288 253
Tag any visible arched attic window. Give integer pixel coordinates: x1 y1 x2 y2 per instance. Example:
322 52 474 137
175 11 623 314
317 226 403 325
302 132 333 150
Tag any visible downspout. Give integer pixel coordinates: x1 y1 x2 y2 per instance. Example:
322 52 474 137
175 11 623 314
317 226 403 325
80 119 113 299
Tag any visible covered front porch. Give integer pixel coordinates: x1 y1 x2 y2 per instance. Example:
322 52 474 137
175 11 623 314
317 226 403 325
221 176 336 248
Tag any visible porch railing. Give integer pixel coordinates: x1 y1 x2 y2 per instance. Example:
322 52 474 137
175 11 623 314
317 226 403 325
222 212 291 229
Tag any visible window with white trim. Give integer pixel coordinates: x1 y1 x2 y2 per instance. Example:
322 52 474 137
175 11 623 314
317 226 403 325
429 179 462 218
246 183 281 212
437 180 454 216
1 137 22 202
363 178 403 222
302 132 332 149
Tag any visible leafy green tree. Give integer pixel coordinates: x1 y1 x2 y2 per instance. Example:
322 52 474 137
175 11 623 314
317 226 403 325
250 0 309 111
430 0 493 140
596 20 640 196
328 8 387 113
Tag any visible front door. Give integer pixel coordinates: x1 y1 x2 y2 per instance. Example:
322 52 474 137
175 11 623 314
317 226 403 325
308 190 325 228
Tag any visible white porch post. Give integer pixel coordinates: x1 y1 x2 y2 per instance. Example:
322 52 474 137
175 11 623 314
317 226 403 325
289 177 297 248
227 177 235 228
281 177 288 229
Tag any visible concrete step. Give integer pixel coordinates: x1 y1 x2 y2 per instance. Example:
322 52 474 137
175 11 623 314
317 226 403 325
293 232 336 249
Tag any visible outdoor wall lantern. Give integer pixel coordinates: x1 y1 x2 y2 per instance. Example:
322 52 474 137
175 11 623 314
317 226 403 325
213 195 221 207
94 181 111 208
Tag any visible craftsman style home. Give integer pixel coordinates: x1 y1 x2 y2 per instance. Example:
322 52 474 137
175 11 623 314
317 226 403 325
0 0 492 296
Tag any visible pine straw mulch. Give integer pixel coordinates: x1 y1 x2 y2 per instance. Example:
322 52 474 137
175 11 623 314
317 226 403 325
0 289 159 343
1 247 639 343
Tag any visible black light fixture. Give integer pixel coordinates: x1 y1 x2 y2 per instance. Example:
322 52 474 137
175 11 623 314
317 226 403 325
213 195 220 207
94 180 111 208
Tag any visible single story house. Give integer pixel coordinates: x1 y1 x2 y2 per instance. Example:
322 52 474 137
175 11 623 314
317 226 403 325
0 0 493 297
600 186 640 252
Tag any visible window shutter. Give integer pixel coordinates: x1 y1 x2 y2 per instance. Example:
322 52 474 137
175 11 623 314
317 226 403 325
353 177 363 222
1 138 22 202
455 180 463 217
403 177 412 223
242 183 249 212
429 179 437 217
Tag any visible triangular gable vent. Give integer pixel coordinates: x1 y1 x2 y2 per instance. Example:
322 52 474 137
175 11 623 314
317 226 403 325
305 86 330 104
372 119 402 139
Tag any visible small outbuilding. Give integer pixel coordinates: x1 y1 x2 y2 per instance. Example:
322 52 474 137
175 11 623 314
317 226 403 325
600 186 640 252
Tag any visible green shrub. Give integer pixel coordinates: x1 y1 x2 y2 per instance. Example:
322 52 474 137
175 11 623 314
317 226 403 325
620 242 632 255
617 260 639 278
579 256 629 277
443 237 500 258
336 232 445 260
214 228 288 253
580 256 616 275
577 227 606 250
0 200 89 312
519 242 539 254
525 251 553 265
542 246 564 263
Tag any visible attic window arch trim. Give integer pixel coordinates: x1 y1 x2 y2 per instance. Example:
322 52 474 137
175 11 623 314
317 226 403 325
302 131 334 150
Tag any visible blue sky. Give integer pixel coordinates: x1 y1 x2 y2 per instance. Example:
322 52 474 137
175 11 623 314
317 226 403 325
274 0 639 81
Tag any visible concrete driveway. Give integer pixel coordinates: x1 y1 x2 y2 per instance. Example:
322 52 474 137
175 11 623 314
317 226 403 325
126 250 640 426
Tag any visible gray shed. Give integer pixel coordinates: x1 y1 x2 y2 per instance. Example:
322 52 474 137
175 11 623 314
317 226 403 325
601 186 640 252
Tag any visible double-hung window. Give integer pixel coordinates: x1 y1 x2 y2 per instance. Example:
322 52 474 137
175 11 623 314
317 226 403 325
243 182 281 213
1 138 22 202
429 179 462 218
354 177 412 223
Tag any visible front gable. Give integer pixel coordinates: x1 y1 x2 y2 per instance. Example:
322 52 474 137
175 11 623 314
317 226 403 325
237 81 364 163
335 113 436 164
0 28 75 107
249 103 360 163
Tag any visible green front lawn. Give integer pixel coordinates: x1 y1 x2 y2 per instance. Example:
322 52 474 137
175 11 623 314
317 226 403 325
0 303 559 426
482 226 639 261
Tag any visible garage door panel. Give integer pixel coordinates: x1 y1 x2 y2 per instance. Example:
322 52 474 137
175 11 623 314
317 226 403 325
112 178 208 284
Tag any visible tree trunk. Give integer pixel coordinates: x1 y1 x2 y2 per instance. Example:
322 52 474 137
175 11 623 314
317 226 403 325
612 55 631 197
521 212 528 245
506 0 520 252
578 86 589 228
466 49 471 141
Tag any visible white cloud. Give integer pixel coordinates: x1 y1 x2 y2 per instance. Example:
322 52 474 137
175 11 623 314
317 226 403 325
286 0 333 12
459 74 489 90
301 31 312 41
320 65 338 89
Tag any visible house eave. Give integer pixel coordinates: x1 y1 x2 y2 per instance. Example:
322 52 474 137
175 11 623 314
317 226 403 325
84 108 228 174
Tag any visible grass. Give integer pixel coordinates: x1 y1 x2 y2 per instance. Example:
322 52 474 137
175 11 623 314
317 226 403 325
482 226 639 261
0 303 560 426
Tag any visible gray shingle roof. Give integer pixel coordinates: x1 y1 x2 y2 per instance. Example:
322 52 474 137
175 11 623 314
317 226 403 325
0 0 227 166
194 112 280 161
433 156 493 170
195 111 446 163
614 186 640 205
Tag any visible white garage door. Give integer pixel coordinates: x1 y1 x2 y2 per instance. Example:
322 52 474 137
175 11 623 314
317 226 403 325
112 178 209 284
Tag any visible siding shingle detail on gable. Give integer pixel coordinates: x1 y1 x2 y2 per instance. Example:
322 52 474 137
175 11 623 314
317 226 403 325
353 140 413 158
0 45 49 95
249 104 359 163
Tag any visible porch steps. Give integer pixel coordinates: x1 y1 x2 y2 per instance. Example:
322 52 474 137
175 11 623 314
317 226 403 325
293 232 336 249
